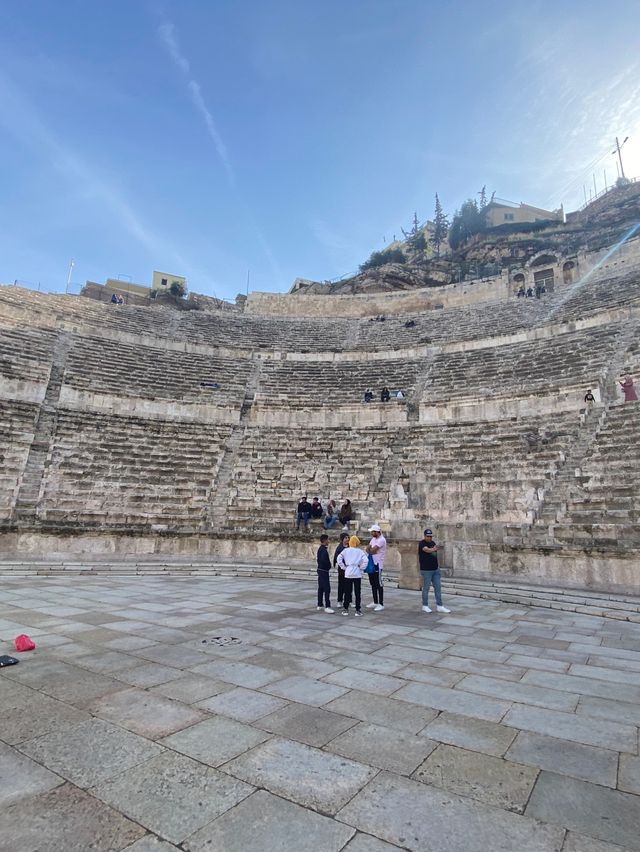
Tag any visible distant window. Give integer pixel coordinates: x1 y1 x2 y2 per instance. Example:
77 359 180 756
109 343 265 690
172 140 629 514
504 213 514 221
161 278 168 286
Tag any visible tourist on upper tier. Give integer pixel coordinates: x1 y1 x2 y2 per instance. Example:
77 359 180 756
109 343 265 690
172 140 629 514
396 389 405 400
418 529 451 614
404 319 416 328
296 496 312 531
339 499 353 530
364 388 374 403
337 535 368 616
584 389 596 405
517 287 526 298
620 375 638 403
380 386 391 402
535 285 542 299
365 524 386 612
310 497 323 520
526 287 534 298
333 531 350 604
323 499 339 529
316 534 334 614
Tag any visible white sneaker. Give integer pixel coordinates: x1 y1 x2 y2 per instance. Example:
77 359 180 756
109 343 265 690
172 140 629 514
354 611 363 617
374 604 384 612
422 605 432 613
342 610 349 616
366 602 376 609
436 605 451 613
325 608 335 614
316 606 323 611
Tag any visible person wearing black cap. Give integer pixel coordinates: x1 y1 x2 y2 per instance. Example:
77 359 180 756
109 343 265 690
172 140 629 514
418 529 450 613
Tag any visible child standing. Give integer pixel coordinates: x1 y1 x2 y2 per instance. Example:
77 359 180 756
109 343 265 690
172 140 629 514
316 534 334 613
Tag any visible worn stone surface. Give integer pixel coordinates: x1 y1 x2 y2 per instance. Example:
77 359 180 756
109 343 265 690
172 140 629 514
337 771 565 851
412 744 538 813
182 790 355 852
526 771 640 849
92 751 253 844
2 574 640 851
223 737 377 814
326 722 438 775
505 731 618 788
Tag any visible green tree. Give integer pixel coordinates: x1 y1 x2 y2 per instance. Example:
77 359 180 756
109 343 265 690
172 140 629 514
448 199 485 250
478 185 488 209
402 212 428 255
433 193 449 257
359 247 406 271
170 280 186 298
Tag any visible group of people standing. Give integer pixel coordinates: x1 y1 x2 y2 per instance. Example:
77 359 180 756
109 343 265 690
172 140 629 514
364 387 404 402
316 525 450 616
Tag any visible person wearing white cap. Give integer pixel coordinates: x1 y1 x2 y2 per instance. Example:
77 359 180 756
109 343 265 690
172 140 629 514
418 528 450 613
366 524 386 612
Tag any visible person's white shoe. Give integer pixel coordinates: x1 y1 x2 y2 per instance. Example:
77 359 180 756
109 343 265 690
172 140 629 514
374 604 384 612
422 605 432 613
354 611 363 617
325 607 335 614
316 606 323 611
436 605 451 613
342 610 349 616
366 602 376 609
342 526 349 532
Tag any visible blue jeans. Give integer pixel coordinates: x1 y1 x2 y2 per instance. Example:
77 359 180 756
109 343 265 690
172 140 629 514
323 515 338 529
297 511 310 529
421 569 442 607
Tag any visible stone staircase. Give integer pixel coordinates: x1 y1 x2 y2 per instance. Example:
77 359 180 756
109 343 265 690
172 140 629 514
444 576 640 622
12 333 71 523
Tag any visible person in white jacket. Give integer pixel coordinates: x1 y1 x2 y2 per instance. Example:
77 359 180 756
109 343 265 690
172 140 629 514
337 535 368 616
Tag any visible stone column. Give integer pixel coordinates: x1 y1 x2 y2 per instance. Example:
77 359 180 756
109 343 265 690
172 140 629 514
396 540 421 590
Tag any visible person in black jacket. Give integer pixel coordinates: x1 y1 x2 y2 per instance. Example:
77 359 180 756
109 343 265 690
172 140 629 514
316 534 334 613
333 531 350 605
296 496 312 531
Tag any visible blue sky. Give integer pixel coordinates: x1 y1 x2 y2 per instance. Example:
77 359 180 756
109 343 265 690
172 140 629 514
1 1 639 300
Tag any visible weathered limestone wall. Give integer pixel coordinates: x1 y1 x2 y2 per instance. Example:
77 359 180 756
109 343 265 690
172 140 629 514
250 399 408 428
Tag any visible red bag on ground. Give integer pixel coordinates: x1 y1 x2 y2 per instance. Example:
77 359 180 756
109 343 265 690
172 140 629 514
14 634 36 652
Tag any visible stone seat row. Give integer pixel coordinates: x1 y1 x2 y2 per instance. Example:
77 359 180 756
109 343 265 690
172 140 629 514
0 327 58 384
0 400 39 520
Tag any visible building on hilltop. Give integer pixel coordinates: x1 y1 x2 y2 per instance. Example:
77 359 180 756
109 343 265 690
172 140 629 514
484 198 564 228
82 270 187 304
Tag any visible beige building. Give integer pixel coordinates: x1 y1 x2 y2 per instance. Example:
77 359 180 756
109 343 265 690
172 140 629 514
484 200 564 228
152 271 187 293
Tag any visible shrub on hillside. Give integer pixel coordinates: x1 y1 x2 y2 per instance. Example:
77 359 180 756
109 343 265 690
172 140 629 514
359 247 406 271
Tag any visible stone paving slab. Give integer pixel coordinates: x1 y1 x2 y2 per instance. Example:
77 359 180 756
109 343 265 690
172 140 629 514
422 711 518 757
88 687 205 739
562 833 628 852
503 704 638 753
0 782 146 852
324 689 438 734
412 743 538 813
160 715 270 767
196 685 289 721
526 771 640 849
255 701 359 747
222 736 378 815
337 770 565 851
149 673 233 703
618 755 640 795
92 751 253 844
326 722 438 775
393 681 512 722
182 790 355 852
343 834 402 852
261 674 350 706
456 673 580 711
123 837 181 851
505 731 618 788
0 740 63 806
0 687 90 745
18 718 163 787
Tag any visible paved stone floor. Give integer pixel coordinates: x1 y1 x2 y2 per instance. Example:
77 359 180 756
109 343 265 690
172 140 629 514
1 575 640 851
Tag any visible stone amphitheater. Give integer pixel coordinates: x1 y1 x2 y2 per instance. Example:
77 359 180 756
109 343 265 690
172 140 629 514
2 219 640 852
1 230 639 595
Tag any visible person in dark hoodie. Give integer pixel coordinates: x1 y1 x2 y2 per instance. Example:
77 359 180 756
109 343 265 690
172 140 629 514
333 531 350 605
316 534 334 613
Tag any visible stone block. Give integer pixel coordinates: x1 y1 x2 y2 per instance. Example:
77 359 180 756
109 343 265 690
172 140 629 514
393 681 511 722
182 790 355 852
262 675 349 706
122 838 180 852
337 770 565 851
222 737 377 815
324 690 438 734
160 716 270 767
150 674 233 704
505 731 618 788
413 743 538 813
255 702 358 747
456 673 579 712
0 783 145 852
562 833 627 852
322 667 405 696
0 741 63 806
503 705 637 753
87 687 204 739
523 669 640 704
422 711 517 757
526 771 640 849
18 718 163 788
189 660 282 688
196 686 289 721
326 722 438 775
92 752 253 844
618 754 640 795
0 689 90 745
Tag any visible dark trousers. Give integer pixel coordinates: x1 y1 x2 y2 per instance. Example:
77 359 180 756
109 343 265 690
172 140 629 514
317 571 331 608
337 567 345 603
343 578 361 612
368 570 384 605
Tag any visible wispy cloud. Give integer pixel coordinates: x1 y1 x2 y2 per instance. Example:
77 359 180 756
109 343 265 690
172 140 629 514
158 21 235 186
0 72 191 274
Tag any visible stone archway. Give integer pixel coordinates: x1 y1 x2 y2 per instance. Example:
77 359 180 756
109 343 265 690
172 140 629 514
563 261 576 284
513 272 526 295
